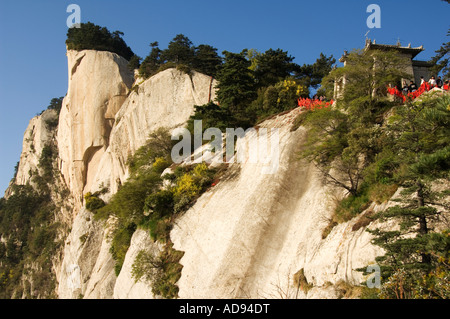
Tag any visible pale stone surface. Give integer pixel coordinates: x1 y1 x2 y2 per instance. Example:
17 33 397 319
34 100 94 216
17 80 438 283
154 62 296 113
15 109 58 187
113 229 161 299
57 50 134 208
57 209 110 299
83 219 117 299
55 51 217 298
170 108 386 299
90 68 217 196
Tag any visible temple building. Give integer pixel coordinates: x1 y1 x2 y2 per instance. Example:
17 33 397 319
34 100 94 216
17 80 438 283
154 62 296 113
334 39 434 99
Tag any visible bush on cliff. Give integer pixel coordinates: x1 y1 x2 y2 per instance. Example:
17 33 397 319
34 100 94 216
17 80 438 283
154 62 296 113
66 22 135 61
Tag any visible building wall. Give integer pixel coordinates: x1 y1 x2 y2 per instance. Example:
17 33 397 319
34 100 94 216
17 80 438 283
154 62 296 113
413 65 431 84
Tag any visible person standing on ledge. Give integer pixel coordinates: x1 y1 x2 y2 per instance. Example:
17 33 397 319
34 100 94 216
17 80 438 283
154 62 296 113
429 76 437 87
409 80 418 92
436 76 443 88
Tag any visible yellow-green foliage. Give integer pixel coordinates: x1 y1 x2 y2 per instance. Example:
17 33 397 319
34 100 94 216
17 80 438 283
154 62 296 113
152 157 171 174
84 192 106 213
277 79 309 102
173 173 200 199
171 163 214 213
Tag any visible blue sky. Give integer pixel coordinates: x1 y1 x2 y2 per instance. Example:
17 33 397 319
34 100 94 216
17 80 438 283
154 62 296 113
0 0 449 194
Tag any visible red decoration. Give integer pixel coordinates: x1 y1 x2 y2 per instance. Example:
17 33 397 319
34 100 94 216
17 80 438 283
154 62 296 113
387 82 447 102
297 98 334 111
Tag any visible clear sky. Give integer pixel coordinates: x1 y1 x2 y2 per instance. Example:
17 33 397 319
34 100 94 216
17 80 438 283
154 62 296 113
0 0 449 195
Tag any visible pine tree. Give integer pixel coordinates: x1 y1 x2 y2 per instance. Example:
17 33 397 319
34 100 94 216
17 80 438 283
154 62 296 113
364 95 450 299
215 50 256 115
192 44 222 77
430 28 450 79
253 48 298 88
161 34 195 66
295 53 336 90
139 42 162 79
66 22 134 61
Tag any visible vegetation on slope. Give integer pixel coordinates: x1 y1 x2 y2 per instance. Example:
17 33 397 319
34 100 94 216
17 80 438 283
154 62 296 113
137 35 223 79
297 48 450 299
0 100 69 298
85 128 224 298
4 18 449 299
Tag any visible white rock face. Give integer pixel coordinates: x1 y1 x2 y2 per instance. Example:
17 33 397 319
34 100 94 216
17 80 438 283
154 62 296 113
15 109 58 187
171 108 386 299
55 50 217 298
90 68 217 196
57 208 113 299
57 50 135 207
113 229 161 299
12 48 412 299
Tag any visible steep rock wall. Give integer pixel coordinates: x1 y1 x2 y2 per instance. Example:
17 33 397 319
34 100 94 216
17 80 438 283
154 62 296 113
89 68 217 196
57 50 135 208
14 109 58 188
55 51 217 298
9 49 402 299
170 108 385 299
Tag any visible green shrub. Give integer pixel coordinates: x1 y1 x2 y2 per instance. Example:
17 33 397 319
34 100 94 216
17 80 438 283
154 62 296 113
247 79 309 122
150 217 173 243
151 243 184 299
66 22 134 61
38 144 56 182
84 192 106 213
152 157 171 174
171 163 215 213
131 250 162 283
291 110 310 131
128 54 142 71
110 222 137 276
368 183 398 204
176 63 192 75
127 128 174 177
131 244 184 299
173 174 201 203
334 192 370 223
96 172 161 222
144 190 174 217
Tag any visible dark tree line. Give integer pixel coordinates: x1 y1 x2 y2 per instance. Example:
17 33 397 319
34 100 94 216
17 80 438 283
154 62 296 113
137 34 223 79
66 22 135 61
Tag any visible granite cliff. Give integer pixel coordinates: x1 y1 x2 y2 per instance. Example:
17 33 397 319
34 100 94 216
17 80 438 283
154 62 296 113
6 48 408 299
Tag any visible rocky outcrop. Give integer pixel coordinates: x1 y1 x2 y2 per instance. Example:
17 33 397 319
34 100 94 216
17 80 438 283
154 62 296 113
14 109 58 188
57 50 135 208
170 108 387 299
8 48 413 300
55 49 218 298
89 68 217 196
